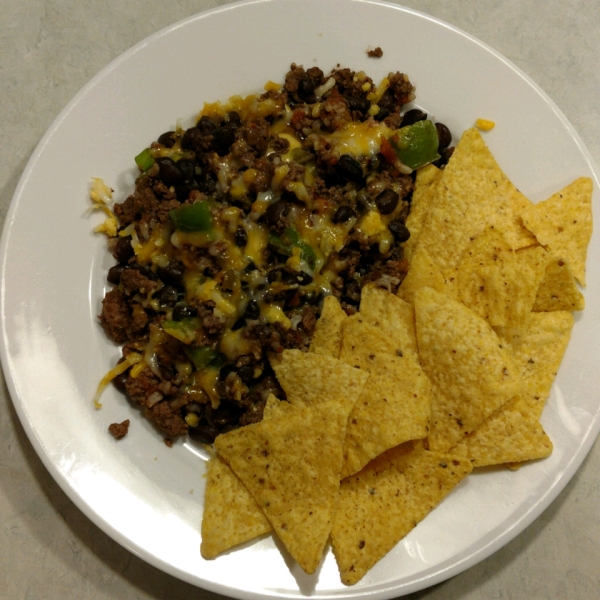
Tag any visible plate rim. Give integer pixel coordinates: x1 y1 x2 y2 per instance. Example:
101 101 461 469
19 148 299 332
1 0 599 598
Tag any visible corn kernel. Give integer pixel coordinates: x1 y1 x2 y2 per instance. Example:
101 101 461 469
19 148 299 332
476 118 495 131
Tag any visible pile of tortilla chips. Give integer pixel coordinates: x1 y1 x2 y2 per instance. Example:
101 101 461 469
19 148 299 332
200 127 593 585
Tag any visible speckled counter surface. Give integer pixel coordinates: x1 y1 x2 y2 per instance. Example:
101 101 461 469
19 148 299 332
1 1 599 598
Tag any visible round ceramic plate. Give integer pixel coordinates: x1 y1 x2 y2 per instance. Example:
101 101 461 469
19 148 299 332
1 0 599 598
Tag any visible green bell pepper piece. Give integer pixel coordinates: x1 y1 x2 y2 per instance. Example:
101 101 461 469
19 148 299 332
268 227 317 269
390 120 440 170
135 148 155 171
169 201 212 232
185 346 220 370
162 317 201 344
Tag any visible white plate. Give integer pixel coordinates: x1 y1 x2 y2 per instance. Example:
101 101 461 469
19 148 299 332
1 0 599 597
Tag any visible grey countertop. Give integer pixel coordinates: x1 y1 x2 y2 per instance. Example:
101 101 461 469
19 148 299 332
1 1 599 598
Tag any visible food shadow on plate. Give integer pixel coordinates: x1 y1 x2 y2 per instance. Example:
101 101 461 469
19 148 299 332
271 534 325 594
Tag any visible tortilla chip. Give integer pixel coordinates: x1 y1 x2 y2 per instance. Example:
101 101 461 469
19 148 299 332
215 399 348 574
201 393 299 558
270 349 369 414
331 443 472 585
397 245 448 305
414 287 520 451
520 177 593 286
201 455 271 559
456 227 550 328
340 353 432 478
263 393 297 420
533 256 585 312
413 128 538 279
452 395 552 466
404 164 443 261
309 295 348 358
359 285 419 362
510 311 574 418
340 314 402 367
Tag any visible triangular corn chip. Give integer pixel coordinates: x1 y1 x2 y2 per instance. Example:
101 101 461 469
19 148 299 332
397 244 448 305
404 163 443 261
359 285 419 362
309 295 348 358
413 128 538 279
215 400 349 574
340 314 402 366
340 353 432 478
414 287 520 451
452 394 552 466
520 177 593 286
533 256 585 312
331 443 472 585
509 311 574 418
201 394 296 559
201 455 272 559
456 227 550 328
270 349 368 413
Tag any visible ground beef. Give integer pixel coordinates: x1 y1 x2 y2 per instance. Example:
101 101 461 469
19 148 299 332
119 268 156 296
98 63 441 445
99 290 132 344
150 400 189 437
124 366 160 405
367 47 383 58
242 119 271 153
108 420 130 440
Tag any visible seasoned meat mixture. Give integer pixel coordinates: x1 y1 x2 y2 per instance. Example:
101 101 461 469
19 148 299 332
96 63 453 444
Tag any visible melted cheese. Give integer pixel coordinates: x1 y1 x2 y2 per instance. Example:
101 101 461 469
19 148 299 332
325 121 392 157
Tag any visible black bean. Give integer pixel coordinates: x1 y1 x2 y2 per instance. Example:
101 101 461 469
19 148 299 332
295 271 313 285
401 108 427 127
388 220 411 242
188 424 220 444
196 115 217 134
107 264 126 285
267 268 283 283
113 236 134 264
332 205 356 224
156 262 184 288
213 403 240 426
177 158 195 181
374 107 391 122
218 365 236 382
181 127 203 152
343 279 361 304
172 303 197 321
156 157 183 185
435 122 452 150
378 88 396 111
297 76 316 99
336 154 364 183
197 176 216 195
263 200 290 229
225 111 242 128
343 95 371 114
155 285 179 308
132 264 156 281
210 126 236 156
157 131 176 148
234 227 248 247
231 316 246 331
375 189 399 215
244 300 260 320
174 181 200 202
433 146 455 169
237 365 255 383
